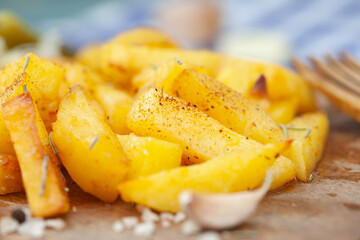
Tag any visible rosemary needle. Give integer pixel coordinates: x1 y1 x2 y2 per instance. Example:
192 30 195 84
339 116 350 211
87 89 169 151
40 155 49 197
304 129 312 138
286 127 307 131
173 56 182 65
89 136 100 150
22 56 30 74
279 124 288 138
23 85 27 92
49 131 58 154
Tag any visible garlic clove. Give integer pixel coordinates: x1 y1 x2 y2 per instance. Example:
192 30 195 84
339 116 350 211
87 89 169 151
179 170 273 230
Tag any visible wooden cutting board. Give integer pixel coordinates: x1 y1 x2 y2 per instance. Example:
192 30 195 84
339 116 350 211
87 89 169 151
1 108 360 240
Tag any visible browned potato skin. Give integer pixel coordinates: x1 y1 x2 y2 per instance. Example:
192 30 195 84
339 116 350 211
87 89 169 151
1 92 69 217
0 154 23 195
169 69 287 145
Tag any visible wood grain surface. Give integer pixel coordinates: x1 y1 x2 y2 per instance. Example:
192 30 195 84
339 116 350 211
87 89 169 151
1 108 360 240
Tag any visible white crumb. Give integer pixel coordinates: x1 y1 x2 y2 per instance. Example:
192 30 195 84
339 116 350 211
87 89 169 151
45 218 66 230
112 220 124 233
0 217 19 235
173 212 186 223
197 231 221 240
181 219 201 235
161 220 171 228
141 208 160 222
122 217 139 229
133 222 156 237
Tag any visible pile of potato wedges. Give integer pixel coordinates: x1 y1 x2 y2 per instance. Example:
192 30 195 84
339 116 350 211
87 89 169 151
0 27 328 217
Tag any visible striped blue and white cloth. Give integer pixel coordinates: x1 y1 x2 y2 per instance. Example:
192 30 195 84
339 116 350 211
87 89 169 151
39 0 360 63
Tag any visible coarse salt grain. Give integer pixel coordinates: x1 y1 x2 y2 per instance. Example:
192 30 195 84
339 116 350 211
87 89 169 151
141 208 159 222
196 231 221 240
122 216 139 229
45 218 66 230
181 219 201 235
161 220 171 228
160 212 174 228
0 217 19 235
18 218 45 238
173 212 186 223
133 222 156 237
112 220 124 233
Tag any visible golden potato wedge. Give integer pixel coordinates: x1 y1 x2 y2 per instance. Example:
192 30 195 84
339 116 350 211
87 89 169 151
93 84 133 134
117 133 182 180
75 44 103 70
0 154 23 195
52 86 129 202
167 69 286 145
1 92 69 217
57 60 106 98
216 58 316 113
0 53 65 129
127 88 259 164
0 53 65 154
109 27 179 48
254 97 299 124
119 141 290 212
101 44 222 79
127 89 295 189
287 112 329 182
131 58 210 95
131 58 185 94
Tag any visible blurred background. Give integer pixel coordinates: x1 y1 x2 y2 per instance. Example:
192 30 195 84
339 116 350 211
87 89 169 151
1 0 360 65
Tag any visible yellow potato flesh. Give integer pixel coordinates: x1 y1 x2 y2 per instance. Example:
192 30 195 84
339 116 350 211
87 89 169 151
117 134 182 180
0 154 23 195
1 92 69 217
118 142 289 212
93 84 133 135
287 112 329 182
52 87 129 202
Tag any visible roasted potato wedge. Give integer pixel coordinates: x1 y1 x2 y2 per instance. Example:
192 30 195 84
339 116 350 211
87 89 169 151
101 44 222 79
0 154 23 195
117 134 182 180
0 53 64 154
127 88 295 188
0 53 65 129
1 92 69 217
287 112 329 182
131 58 210 94
93 84 133 134
57 60 106 98
119 141 290 212
254 97 299 124
52 86 129 202
216 58 316 113
166 69 286 145
109 27 179 48
127 88 258 164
